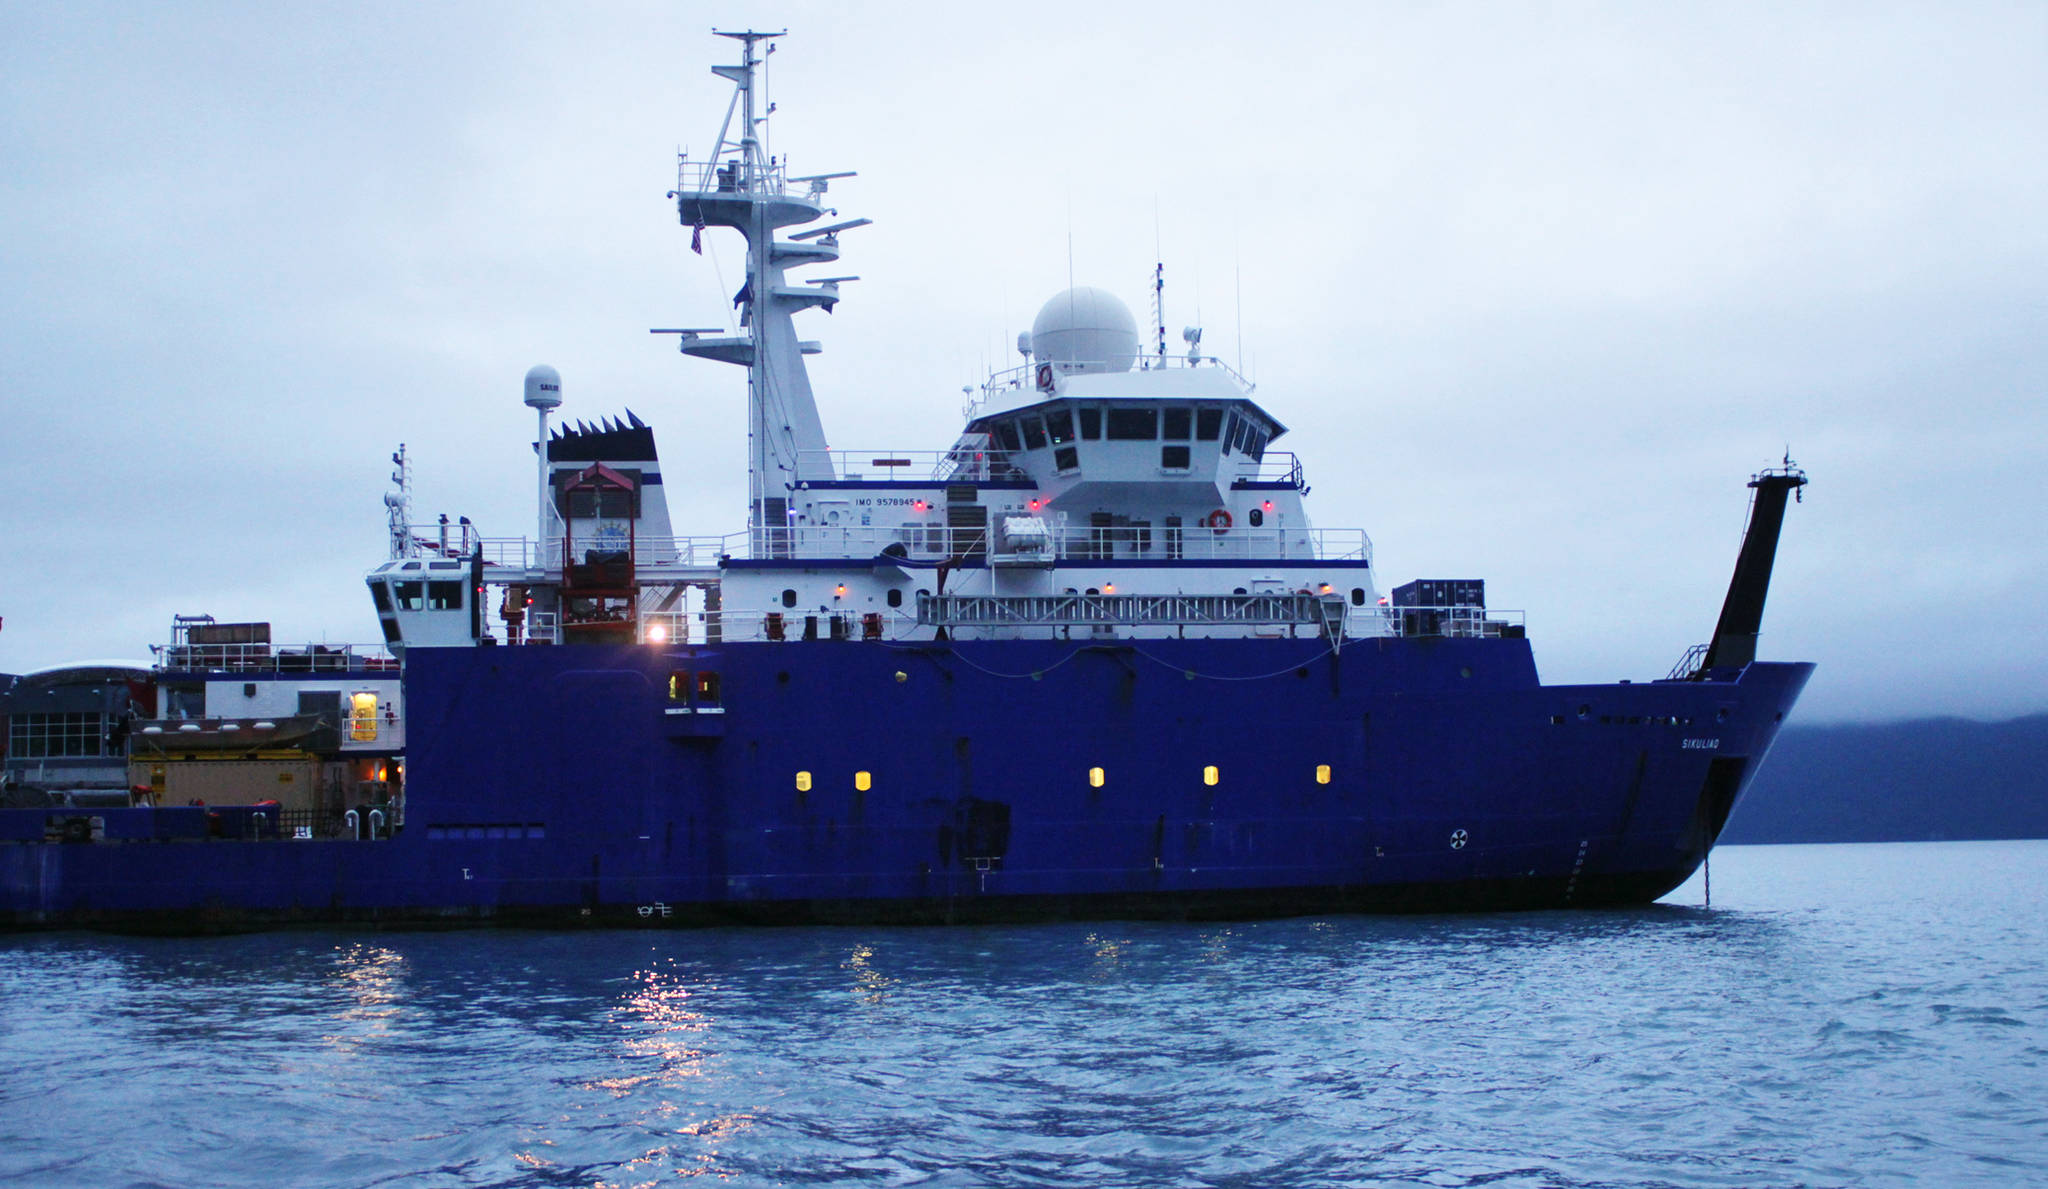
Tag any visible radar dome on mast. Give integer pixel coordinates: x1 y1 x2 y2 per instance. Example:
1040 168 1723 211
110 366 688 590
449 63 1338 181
1030 288 1138 375
523 364 563 409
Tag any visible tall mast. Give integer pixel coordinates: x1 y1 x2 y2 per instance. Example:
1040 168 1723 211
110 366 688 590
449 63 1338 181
664 30 866 556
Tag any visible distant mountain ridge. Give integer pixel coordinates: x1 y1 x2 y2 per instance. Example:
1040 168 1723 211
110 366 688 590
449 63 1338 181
1721 713 2048 844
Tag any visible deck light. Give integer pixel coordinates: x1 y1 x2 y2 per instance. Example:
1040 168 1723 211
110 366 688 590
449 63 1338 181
648 623 669 644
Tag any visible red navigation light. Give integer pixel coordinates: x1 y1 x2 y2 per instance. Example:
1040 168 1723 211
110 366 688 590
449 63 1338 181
913 499 928 512
1262 500 1275 512
1028 498 1041 511
834 584 847 599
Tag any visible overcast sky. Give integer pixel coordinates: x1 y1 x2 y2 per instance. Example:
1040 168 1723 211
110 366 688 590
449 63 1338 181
3 2 2043 724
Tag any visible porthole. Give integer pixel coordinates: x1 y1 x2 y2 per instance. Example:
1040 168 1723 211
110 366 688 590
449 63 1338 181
1088 767 1105 788
1203 765 1220 786
781 589 797 608
886 588 903 608
854 771 872 792
1248 508 1264 527
795 771 812 792
1315 764 1332 785
1350 587 1366 606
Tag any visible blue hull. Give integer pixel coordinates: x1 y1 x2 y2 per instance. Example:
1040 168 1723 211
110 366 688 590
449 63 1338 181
0 638 1811 930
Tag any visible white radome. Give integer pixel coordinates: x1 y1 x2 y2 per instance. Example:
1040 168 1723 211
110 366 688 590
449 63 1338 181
1030 287 1138 374
523 364 563 410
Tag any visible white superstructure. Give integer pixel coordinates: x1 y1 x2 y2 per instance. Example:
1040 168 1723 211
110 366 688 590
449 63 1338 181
365 30 1529 655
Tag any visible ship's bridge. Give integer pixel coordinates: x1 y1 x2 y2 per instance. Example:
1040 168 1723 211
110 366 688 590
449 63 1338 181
955 287 1292 514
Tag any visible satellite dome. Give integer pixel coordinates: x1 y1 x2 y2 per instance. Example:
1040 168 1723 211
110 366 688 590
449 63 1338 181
1030 288 1138 375
523 364 563 409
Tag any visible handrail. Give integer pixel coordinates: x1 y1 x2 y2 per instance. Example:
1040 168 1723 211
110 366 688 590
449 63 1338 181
470 523 1372 570
151 642 397 674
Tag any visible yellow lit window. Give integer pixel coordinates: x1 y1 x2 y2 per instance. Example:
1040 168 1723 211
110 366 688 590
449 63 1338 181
1089 767 1105 788
1316 764 1332 784
1203 765 1220 786
795 771 812 792
854 771 872 792
349 691 380 742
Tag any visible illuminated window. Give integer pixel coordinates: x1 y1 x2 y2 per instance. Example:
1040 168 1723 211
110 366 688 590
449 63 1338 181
795 771 812 792
349 692 380 742
1089 767 1105 788
1203 765 1220 786
668 671 689 701
1316 764 1332 784
854 771 872 792
695 671 721 706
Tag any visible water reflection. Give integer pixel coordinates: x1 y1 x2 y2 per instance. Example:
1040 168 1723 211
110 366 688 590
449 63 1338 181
323 943 406 1051
843 942 896 1006
567 958 756 1181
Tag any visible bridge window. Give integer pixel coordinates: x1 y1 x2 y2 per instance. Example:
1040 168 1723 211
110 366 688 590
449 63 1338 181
994 421 1023 452
1162 408 1191 439
369 582 392 612
1107 408 1157 440
694 671 721 706
1054 446 1079 472
427 581 464 610
1046 409 1075 444
1161 445 1190 470
394 581 425 610
1196 408 1223 440
1246 427 1268 461
1229 416 1250 454
1021 416 1047 450
1077 407 1101 440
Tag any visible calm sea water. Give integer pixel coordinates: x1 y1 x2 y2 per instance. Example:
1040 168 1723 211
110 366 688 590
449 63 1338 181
2 842 2044 1188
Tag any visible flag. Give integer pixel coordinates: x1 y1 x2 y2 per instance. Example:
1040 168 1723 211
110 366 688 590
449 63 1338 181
732 279 752 309
690 220 705 254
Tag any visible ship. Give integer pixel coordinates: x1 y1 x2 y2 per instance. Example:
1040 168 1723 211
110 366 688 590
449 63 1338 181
0 31 1810 931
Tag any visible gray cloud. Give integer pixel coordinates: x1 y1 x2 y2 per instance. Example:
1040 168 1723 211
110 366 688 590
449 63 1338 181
3 1 2042 722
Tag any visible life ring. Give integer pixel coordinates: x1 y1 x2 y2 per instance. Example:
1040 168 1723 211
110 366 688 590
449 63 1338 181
1035 363 1055 391
1205 508 1233 533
